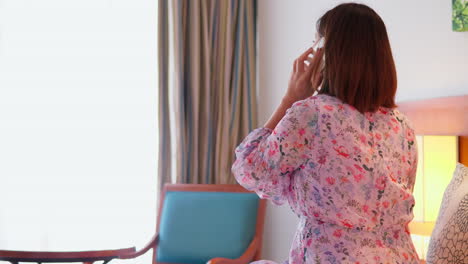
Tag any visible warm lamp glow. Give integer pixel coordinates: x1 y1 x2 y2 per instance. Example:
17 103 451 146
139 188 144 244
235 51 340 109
409 135 458 259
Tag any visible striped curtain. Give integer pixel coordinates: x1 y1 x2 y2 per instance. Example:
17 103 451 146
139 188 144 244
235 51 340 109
170 0 258 184
158 0 171 192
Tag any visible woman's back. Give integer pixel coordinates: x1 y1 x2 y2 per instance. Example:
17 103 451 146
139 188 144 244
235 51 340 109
287 95 417 227
232 94 420 263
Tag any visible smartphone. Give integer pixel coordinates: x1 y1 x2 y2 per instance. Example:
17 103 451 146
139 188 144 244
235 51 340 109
309 37 326 94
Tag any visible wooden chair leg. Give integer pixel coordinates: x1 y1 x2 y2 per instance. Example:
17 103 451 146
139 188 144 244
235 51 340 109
253 250 261 261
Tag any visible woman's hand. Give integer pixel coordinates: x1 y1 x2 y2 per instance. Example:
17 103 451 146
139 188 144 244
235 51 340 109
264 46 324 130
284 47 324 104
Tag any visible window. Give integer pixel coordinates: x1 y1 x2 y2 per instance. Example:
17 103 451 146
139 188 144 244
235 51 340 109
0 1 158 263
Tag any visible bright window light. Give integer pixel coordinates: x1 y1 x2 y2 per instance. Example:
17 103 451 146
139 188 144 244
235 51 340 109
0 1 158 264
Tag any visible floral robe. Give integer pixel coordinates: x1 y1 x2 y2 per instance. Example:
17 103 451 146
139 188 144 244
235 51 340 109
232 95 420 264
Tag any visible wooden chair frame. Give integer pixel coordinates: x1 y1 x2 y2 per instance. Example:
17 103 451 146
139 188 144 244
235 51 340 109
120 184 267 264
0 248 136 264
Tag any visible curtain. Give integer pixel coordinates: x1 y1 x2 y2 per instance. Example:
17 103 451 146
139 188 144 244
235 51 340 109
170 0 258 184
158 0 172 193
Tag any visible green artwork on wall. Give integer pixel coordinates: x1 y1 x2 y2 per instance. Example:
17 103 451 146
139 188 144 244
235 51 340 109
453 0 468 31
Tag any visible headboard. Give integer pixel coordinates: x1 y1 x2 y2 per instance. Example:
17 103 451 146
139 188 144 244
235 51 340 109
398 95 468 166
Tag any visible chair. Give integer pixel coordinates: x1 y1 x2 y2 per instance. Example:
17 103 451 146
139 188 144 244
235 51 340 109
121 184 267 264
0 248 136 264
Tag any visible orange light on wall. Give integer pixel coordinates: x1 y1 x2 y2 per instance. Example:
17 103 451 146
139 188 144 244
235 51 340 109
409 135 458 259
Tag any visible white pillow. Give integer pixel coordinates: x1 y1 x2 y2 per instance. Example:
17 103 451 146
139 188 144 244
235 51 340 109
426 163 468 264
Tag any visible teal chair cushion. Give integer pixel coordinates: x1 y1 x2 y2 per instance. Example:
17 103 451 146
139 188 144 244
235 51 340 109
157 191 259 264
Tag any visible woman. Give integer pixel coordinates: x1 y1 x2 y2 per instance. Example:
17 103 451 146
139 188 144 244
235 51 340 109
232 3 419 264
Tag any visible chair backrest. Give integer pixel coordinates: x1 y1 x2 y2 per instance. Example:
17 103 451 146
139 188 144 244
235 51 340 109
154 184 265 264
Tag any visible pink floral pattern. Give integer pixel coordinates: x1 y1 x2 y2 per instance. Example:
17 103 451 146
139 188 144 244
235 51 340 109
232 95 420 264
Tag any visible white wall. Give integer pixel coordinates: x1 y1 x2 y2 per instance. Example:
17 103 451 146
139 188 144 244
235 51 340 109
258 0 468 261
0 1 158 263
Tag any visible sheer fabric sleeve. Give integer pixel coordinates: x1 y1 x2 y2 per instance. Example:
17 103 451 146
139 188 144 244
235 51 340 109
232 102 313 205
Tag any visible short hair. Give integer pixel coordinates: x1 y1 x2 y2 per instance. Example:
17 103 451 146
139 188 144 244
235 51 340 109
316 3 397 113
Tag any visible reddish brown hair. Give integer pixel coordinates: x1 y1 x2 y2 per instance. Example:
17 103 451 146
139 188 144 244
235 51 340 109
316 3 397 113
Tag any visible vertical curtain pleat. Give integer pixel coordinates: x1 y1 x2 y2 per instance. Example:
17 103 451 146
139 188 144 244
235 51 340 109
157 0 171 193
172 0 187 183
199 0 212 184
171 0 257 184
